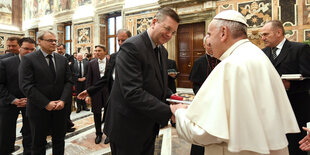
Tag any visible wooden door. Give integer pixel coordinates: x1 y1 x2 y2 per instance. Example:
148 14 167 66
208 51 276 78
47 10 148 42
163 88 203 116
177 22 205 88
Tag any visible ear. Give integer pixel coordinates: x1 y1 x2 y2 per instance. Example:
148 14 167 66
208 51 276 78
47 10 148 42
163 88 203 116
151 18 157 28
220 26 228 42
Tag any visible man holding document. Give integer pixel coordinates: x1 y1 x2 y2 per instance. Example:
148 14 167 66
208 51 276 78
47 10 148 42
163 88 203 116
261 20 310 155
171 10 300 155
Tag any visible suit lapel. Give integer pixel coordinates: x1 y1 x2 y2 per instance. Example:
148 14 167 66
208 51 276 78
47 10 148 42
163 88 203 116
94 59 100 79
141 32 164 90
274 40 290 67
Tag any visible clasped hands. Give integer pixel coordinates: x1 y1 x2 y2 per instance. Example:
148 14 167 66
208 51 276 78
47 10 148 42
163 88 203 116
13 98 27 107
45 100 65 111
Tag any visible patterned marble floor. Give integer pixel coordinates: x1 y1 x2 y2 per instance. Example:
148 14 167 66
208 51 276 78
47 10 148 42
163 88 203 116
12 88 194 155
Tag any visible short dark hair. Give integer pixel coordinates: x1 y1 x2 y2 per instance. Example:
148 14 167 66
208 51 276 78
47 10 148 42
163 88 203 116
266 20 285 36
57 43 66 49
95 44 106 51
154 7 180 23
18 37 36 47
117 29 132 38
7 36 21 42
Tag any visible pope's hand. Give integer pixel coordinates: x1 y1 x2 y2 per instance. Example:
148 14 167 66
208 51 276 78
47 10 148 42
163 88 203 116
170 103 188 115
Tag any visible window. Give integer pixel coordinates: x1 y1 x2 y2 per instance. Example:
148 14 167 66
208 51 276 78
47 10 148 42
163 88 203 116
106 14 122 54
64 23 72 54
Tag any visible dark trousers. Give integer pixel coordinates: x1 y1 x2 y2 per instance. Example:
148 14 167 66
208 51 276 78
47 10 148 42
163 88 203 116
75 82 87 110
28 109 66 155
0 107 31 155
287 92 310 155
94 113 103 136
190 144 204 155
110 134 156 155
65 96 74 128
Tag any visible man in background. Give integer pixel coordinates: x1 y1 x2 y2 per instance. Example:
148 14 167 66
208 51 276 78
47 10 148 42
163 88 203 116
0 37 35 155
86 45 109 144
167 59 178 93
73 53 89 113
189 35 220 95
0 37 20 59
78 29 132 144
188 35 220 155
261 20 310 155
19 30 73 154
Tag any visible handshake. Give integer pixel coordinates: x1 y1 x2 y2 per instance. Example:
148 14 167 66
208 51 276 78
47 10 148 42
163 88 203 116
169 95 189 123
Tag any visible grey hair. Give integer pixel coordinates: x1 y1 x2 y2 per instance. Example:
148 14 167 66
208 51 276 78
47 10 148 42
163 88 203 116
213 19 247 39
37 30 55 40
117 29 132 38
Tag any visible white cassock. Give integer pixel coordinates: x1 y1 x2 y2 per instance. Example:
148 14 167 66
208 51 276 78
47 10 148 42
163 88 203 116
175 39 300 155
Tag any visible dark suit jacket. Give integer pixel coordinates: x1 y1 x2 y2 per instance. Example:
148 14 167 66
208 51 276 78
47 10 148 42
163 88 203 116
263 40 310 124
104 31 172 147
72 59 89 83
0 53 15 60
0 56 25 110
167 59 178 93
189 54 220 94
87 52 117 96
19 50 73 117
86 58 109 114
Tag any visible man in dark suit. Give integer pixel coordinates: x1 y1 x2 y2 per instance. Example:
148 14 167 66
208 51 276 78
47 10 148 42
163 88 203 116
56 44 75 132
0 36 20 59
85 45 109 144
19 30 73 155
188 35 220 155
78 29 132 144
104 8 179 154
261 20 310 155
0 37 35 155
167 59 178 93
73 53 89 113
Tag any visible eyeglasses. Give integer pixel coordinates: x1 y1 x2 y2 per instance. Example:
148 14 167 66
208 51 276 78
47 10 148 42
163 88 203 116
21 47 36 51
160 23 177 36
42 39 58 43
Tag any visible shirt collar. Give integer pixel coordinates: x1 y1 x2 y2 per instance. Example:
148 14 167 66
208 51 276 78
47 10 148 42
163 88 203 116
41 49 54 57
219 39 250 61
147 30 157 49
274 38 286 50
98 57 106 63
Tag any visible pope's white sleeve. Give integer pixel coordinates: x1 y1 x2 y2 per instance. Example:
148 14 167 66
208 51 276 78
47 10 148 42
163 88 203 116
175 108 222 146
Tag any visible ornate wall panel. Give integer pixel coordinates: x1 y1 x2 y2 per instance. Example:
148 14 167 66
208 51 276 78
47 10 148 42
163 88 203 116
238 0 272 28
279 0 296 26
74 23 93 54
304 29 310 40
0 0 12 24
136 17 153 34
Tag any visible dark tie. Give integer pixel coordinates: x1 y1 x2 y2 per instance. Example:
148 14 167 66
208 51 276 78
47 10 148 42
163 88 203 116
271 47 278 60
46 54 56 80
79 61 82 78
154 47 161 66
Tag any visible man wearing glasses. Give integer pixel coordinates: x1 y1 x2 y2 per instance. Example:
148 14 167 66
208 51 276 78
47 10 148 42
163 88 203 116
19 31 73 155
102 7 180 154
0 37 36 155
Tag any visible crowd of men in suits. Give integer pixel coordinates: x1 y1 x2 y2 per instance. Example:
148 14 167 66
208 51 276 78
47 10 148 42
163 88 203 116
0 7 309 155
